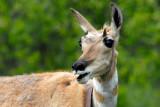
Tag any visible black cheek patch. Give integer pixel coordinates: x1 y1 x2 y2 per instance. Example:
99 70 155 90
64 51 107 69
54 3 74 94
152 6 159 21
103 29 107 37
85 31 88 35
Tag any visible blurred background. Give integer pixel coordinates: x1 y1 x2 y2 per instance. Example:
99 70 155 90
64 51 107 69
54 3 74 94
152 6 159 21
0 0 160 106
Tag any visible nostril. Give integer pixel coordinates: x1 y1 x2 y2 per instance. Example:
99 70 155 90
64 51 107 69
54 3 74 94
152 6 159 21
76 64 85 71
72 60 88 71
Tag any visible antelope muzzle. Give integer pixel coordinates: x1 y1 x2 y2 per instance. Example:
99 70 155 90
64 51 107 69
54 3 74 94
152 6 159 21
72 59 88 71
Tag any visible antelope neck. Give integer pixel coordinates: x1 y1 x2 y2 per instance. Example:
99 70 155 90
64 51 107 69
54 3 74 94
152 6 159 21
92 51 118 107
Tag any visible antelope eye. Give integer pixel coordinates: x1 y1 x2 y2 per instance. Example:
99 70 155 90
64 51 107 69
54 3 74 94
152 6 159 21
78 39 82 47
103 38 114 48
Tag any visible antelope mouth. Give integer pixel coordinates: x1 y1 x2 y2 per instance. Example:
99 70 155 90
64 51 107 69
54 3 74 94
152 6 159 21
77 72 90 80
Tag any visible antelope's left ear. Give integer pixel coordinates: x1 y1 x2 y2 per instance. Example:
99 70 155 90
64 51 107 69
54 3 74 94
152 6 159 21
110 2 123 31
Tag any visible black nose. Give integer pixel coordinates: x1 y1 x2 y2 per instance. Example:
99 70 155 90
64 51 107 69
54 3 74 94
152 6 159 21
72 60 88 71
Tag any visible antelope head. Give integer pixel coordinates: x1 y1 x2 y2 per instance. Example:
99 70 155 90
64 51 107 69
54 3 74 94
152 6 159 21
71 3 123 84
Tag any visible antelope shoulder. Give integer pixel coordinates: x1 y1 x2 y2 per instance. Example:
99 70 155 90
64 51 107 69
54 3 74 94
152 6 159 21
0 71 86 107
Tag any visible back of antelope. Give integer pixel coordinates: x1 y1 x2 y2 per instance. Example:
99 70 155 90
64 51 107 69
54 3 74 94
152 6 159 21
0 2 123 107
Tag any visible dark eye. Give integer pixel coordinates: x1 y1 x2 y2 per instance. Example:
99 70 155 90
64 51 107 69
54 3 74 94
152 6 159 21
103 38 114 48
78 39 82 47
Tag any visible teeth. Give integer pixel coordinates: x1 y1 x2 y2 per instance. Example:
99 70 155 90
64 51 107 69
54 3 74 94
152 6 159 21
73 70 77 75
77 71 86 75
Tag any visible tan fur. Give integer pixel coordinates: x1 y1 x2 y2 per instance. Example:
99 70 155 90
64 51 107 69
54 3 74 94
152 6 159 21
112 84 118 96
80 26 116 68
95 77 101 83
107 51 118 80
93 88 105 103
106 27 111 32
79 42 99 63
96 103 99 107
0 3 122 107
0 72 86 107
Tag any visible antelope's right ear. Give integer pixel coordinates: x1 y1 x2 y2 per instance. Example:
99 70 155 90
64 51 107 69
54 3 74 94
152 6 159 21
70 8 97 33
110 3 123 31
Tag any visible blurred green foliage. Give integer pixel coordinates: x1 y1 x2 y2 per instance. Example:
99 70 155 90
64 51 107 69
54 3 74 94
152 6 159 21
0 0 160 106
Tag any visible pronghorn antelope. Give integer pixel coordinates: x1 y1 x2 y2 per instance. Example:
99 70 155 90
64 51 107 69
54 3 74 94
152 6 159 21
0 2 123 107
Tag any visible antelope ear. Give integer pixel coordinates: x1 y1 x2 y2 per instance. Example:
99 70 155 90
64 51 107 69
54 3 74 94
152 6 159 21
110 2 123 30
70 8 97 33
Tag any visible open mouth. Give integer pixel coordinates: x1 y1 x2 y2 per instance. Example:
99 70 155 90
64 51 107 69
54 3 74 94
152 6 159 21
77 72 90 80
